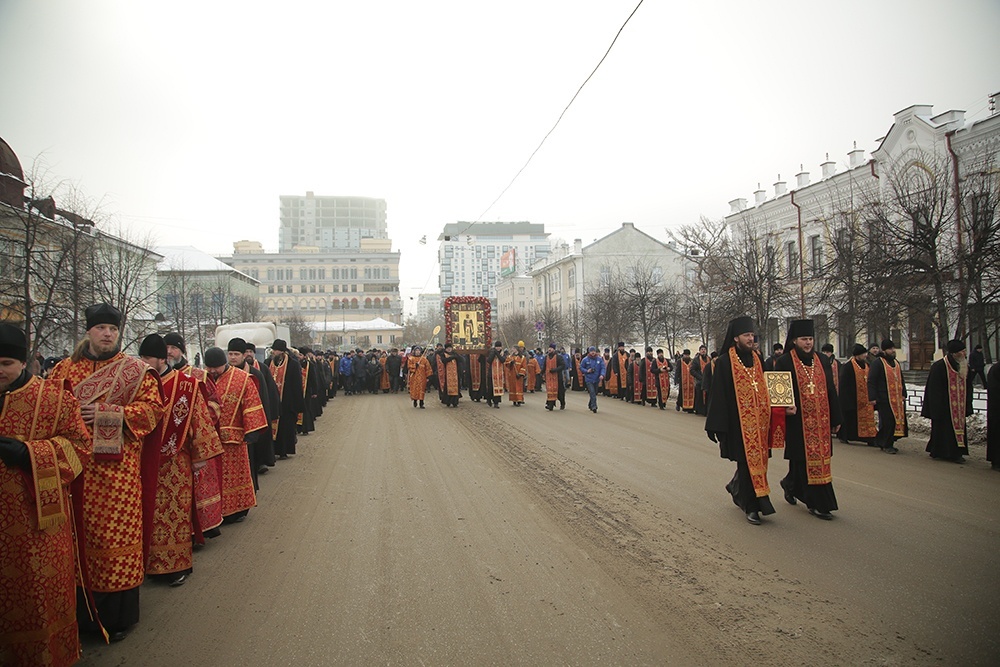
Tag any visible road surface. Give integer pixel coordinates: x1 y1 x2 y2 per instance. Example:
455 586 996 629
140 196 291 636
80 388 998 666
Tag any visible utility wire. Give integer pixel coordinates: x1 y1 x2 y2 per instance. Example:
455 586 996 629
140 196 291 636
455 0 646 237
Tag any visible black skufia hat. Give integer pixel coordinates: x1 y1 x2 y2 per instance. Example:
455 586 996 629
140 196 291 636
85 303 122 330
0 323 28 362
138 334 167 359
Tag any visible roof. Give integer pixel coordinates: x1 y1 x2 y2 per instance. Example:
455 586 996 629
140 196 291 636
157 245 256 281
439 221 546 240
311 317 404 333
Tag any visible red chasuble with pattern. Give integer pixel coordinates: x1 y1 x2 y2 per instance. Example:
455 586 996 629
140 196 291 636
49 353 165 593
729 348 772 497
791 353 833 485
0 376 92 667
212 366 267 516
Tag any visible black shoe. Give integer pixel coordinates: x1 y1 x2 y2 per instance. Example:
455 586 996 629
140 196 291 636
168 573 188 587
745 511 762 525
559 404 565 410
279 454 289 460
783 490 797 505
953 456 966 463
545 405 554 411
882 446 899 454
675 405 680 411
109 629 130 643
591 407 597 413
413 400 417 407
257 466 268 475
809 508 834 520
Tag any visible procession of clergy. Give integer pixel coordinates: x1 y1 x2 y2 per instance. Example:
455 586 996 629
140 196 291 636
3 306 999 667
0 303 329 667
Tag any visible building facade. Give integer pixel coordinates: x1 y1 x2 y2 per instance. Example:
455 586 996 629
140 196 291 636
221 238 402 325
495 275 536 324
438 221 550 302
724 103 1000 368
279 192 387 252
416 293 442 325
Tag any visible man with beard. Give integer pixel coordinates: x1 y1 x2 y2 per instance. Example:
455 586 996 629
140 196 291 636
0 323 91 666
48 304 165 643
838 344 877 447
267 340 303 459
922 339 974 463
485 341 506 409
691 344 710 415
526 347 540 394
506 343 528 406
570 349 586 393
607 342 629 400
675 350 695 413
439 342 462 408
203 347 267 524
775 320 842 520
386 348 403 394
655 349 672 408
407 346 433 408
764 343 784 371
637 347 660 407
543 343 567 411
868 338 907 454
227 339 270 488
705 317 775 525
820 343 840 395
139 334 222 587
244 343 278 474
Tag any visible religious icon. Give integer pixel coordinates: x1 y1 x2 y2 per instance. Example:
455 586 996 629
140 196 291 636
765 371 795 408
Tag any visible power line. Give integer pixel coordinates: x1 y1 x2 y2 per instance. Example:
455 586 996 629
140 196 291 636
454 0 646 238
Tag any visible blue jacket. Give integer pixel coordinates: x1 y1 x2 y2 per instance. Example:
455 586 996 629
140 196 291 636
579 355 606 384
339 356 353 376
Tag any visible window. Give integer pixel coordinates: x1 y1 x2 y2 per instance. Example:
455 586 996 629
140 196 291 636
599 265 611 287
810 235 823 276
568 267 576 289
377 335 383 344
786 241 799 279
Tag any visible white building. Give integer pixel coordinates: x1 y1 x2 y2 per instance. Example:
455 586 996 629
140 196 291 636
415 293 442 324
495 275 535 324
724 103 1000 368
438 221 550 302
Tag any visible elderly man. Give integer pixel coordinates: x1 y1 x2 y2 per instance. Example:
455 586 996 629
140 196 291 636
267 340 303 460
0 324 91 666
922 339 974 463
48 304 165 643
868 338 907 454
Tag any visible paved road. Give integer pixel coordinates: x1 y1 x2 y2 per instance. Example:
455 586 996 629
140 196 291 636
81 388 999 666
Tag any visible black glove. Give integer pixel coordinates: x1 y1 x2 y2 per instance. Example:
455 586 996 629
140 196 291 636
0 437 30 471
244 432 259 446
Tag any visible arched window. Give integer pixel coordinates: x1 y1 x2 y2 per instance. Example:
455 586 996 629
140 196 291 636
351 298 358 309
365 298 373 309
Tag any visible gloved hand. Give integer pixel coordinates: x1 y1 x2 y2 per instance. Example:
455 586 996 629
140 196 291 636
0 437 30 471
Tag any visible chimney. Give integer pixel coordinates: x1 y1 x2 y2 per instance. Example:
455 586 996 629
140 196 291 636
795 164 810 189
573 239 582 254
729 198 748 214
848 142 865 168
774 175 787 197
754 183 766 205
821 153 836 179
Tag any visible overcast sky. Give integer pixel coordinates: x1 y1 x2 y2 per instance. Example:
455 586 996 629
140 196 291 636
1 0 996 316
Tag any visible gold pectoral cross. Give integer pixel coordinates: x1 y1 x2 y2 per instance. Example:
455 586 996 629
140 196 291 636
806 380 816 395
751 378 759 392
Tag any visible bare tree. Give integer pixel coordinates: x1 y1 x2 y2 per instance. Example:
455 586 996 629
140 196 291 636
619 259 673 351
534 304 568 348
668 216 731 346
401 317 435 348
233 293 263 322
90 221 160 350
958 157 1000 360
282 312 313 348
582 268 634 347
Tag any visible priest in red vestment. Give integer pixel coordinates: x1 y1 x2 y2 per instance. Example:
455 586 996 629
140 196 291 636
1 324 92 667
48 304 165 643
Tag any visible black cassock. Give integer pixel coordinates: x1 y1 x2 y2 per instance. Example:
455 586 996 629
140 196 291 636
705 349 775 516
775 350 841 513
837 359 872 444
987 364 999 465
268 354 303 457
921 356 973 461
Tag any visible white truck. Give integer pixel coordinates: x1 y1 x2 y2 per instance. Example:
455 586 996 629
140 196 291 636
214 322 291 363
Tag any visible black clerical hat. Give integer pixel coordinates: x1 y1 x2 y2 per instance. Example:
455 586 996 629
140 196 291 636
203 347 227 368
0 323 28 362
272 339 288 352
946 339 966 354
164 332 186 353
228 337 247 353
821 343 835 353
85 303 122 330
852 344 867 356
139 334 167 359
880 338 895 351
720 315 755 355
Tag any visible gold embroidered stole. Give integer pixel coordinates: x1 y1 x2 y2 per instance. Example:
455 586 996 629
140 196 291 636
545 355 559 401
491 356 505 397
154 371 199 459
214 369 251 444
946 360 967 447
680 360 695 409
729 348 771 497
17 378 77 530
633 359 643 402
852 359 876 438
883 359 906 437
791 353 832 485
470 353 482 391
73 356 146 459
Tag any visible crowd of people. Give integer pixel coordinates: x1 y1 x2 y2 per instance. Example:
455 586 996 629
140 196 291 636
2 303 999 666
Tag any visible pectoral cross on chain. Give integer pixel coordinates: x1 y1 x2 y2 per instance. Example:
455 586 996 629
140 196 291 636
751 377 759 392
805 380 816 395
